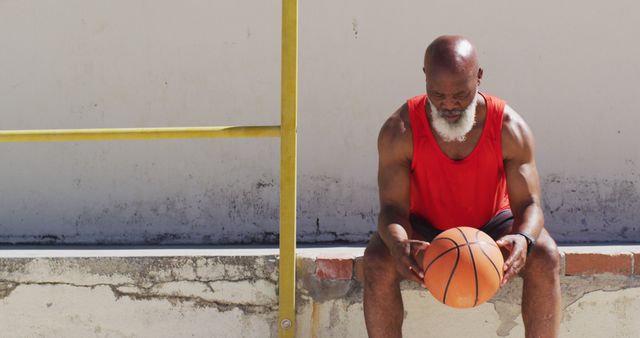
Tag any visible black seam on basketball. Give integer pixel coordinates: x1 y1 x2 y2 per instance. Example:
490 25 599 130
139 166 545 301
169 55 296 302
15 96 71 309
423 238 459 274
474 229 502 281
422 240 484 274
442 241 460 305
457 228 479 307
476 241 502 283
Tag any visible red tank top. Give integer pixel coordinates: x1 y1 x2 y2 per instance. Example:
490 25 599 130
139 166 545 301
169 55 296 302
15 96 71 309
408 92 510 230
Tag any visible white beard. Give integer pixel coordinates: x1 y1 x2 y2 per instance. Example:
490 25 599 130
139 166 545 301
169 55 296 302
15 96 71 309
428 94 478 142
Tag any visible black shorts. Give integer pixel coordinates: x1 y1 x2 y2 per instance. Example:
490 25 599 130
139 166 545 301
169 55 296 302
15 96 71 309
410 209 514 242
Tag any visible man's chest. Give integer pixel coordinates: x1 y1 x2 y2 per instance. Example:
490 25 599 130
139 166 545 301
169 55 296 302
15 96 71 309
433 123 485 161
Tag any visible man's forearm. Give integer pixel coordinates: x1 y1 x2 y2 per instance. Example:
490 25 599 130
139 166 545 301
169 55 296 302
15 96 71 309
377 211 411 253
511 203 544 240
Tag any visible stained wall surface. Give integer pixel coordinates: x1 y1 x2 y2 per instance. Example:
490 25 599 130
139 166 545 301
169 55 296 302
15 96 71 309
0 1 638 244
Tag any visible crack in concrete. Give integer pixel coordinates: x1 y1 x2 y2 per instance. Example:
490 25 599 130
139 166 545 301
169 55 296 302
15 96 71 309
0 279 278 315
562 282 640 309
108 284 277 314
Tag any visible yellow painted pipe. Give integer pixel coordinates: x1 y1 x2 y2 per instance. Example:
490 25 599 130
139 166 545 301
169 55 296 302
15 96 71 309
0 126 280 142
278 0 298 337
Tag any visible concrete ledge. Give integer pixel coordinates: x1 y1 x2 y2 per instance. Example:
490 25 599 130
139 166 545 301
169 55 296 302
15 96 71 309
300 245 640 280
0 245 638 337
8 244 636 277
301 245 640 338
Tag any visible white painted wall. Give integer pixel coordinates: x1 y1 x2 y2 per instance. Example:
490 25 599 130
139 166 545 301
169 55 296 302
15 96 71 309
0 0 638 244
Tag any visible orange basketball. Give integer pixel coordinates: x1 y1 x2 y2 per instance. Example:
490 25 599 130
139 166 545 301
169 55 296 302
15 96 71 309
422 226 504 308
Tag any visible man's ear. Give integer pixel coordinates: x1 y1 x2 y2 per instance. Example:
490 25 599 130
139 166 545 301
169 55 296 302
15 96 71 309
477 68 483 85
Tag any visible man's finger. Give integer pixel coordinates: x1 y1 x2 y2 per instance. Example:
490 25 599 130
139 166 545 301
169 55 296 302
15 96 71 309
400 263 423 284
501 270 513 286
503 253 516 269
396 255 424 284
507 262 522 283
407 255 424 279
502 251 527 285
407 240 430 257
407 266 424 283
400 260 423 282
501 264 518 285
406 239 430 251
495 237 513 250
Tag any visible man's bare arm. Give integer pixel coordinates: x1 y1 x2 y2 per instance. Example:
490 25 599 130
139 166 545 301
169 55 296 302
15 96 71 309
377 106 411 246
497 105 544 284
377 104 427 283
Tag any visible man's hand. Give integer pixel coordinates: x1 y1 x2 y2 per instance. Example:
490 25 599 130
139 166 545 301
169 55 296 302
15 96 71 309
389 239 430 286
496 234 529 286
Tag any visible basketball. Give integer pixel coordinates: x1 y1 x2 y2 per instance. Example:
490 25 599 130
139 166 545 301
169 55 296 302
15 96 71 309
421 226 504 308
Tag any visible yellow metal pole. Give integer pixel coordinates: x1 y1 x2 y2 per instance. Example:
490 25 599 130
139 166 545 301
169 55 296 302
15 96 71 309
0 126 280 142
279 0 297 336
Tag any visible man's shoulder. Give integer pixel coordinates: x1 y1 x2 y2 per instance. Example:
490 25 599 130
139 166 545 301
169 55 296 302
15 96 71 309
382 101 410 132
388 93 426 126
501 104 535 159
501 104 530 135
378 102 413 153
378 93 429 152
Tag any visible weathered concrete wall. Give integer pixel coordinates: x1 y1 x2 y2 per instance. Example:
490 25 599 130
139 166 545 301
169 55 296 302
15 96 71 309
0 249 281 337
295 279 640 338
0 246 638 337
0 1 639 244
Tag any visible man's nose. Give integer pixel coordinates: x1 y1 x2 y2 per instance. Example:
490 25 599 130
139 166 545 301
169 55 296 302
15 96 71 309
440 99 460 111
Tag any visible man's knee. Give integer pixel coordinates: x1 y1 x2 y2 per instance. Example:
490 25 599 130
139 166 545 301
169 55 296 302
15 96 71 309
364 233 398 286
523 229 561 277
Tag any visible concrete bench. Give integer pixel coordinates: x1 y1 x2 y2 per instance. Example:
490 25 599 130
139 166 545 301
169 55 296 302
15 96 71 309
0 245 638 337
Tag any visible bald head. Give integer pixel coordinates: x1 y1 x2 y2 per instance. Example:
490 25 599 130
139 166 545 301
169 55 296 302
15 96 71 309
422 36 483 117
424 36 479 78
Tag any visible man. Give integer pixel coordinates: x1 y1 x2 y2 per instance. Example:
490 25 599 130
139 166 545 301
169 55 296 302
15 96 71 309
363 36 561 338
